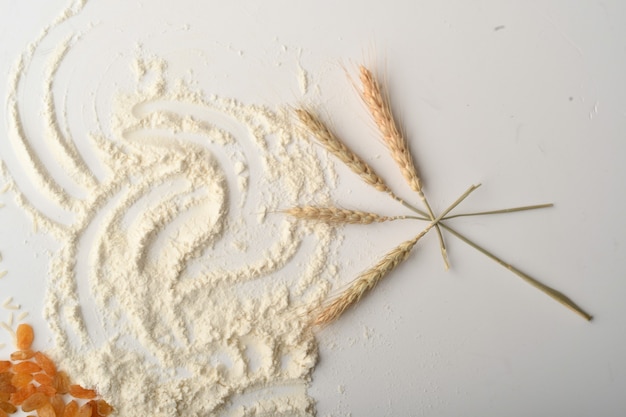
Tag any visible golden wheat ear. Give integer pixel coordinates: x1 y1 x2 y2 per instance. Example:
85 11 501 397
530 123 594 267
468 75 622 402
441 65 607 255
358 65 423 192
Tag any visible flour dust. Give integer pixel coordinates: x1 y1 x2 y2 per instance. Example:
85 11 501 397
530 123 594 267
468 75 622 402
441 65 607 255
0 2 340 416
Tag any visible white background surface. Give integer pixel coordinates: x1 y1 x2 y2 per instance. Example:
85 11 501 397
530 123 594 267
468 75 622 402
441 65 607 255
1 1 625 416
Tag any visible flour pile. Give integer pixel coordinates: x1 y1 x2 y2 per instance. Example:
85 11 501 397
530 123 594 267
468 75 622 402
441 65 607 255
1 1 338 416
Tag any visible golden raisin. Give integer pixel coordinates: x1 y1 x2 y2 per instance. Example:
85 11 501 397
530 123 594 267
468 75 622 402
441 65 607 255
0 393 8 402
0 363 11 373
68 385 97 400
53 372 70 395
76 402 92 417
0 408 7 417
13 362 41 374
36 384 56 397
51 394 65 417
0 373 15 393
34 352 57 377
0 373 12 385
37 402 56 417
95 399 113 417
9 383 36 405
16 324 34 350
0 402 16 413
11 350 35 361
21 391 48 412
63 400 78 417
11 372 32 388
0 384 15 395
34 373 54 386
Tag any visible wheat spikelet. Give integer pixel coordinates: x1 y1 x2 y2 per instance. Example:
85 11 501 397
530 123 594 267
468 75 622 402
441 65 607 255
313 235 421 326
285 206 393 224
295 108 391 193
359 66 422 193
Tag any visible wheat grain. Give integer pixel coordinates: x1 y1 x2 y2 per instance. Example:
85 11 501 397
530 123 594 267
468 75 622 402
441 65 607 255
295 108 391 193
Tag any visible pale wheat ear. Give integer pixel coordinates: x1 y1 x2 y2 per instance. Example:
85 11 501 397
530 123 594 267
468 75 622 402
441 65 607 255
283 206 427 224
294 107 392 193
312 235 420 327
358 65 422 193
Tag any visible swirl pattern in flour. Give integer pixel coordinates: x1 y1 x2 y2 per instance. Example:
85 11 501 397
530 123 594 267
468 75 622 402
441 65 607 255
1 3 338 416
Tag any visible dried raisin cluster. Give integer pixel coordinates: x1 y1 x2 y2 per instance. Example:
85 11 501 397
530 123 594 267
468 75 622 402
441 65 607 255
0 324 112 417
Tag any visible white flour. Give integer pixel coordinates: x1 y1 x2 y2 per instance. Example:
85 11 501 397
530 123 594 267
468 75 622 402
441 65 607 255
1 2 339 416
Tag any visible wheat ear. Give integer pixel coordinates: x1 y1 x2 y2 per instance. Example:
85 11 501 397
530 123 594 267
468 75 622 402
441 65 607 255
313 184 479 326
358 65 449 270
284 206 426 224
359 66 422 192
313 235 420 326
295 108 391 193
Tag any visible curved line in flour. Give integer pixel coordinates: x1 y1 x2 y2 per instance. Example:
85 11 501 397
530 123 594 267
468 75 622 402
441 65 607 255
2 2 94 229
178 221 302 293
125 100 310 286
44 237 96 349
42 34 100 190
6 55 79 221
43 171 197 349
85 171 192 349
131 185 225 278
128 101 249 206
115 132 245 279
75 148 226 352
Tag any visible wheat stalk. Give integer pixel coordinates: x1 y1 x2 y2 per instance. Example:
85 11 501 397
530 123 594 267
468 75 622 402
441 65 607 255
439 224 593 321
400 201 592 321
313 184 480 326
358 66 450 270
442 203 554 220
284 206 426 224
295 108 391 193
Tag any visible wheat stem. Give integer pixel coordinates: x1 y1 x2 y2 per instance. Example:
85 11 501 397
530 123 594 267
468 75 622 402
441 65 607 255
439 223 592 321
419 190 449 269
442 203 554 220
387 198 590 320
